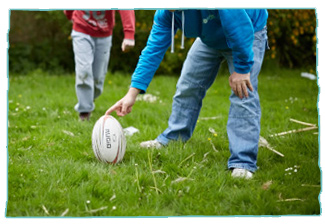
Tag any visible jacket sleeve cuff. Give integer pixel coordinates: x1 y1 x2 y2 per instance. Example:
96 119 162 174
130 81 147 94
124 31 135 40
234 67 251 74
234 60 253 74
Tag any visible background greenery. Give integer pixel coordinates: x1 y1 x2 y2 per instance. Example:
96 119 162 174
8 9 316 75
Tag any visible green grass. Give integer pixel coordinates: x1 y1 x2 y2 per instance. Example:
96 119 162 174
7 68 320 216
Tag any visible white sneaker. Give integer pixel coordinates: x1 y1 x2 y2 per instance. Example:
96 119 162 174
231 168 253 179
140 140 163 149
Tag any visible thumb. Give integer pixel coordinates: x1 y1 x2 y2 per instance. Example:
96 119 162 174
121 41 125 52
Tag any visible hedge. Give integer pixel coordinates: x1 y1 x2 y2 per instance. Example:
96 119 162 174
8 9 316 75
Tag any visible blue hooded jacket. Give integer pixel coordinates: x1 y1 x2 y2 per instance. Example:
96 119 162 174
131 9 268 93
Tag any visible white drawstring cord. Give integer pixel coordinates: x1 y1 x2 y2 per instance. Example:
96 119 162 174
181 11 185 49
171 11 185 52
171 11 175 53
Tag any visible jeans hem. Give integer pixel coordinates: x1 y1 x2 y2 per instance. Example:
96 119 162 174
228 164 256 173
156 135 170 146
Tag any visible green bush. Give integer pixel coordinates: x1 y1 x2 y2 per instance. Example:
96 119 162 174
8 10 316 75
9 11 74 74
266 9 316 72
109 10 155 74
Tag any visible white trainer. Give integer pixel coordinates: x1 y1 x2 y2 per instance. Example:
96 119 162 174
140 140 163 149
231 168 253 179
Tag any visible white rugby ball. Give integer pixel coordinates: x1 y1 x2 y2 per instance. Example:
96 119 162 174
92 115 126 164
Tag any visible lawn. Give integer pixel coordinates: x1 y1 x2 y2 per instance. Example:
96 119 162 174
6 67 320 217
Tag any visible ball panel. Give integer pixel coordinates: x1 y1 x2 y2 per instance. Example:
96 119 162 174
92 116 105 162
101 116 121 162
91 115 126 164
109 115 126 163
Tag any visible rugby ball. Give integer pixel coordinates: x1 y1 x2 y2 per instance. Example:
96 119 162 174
92 115 126 164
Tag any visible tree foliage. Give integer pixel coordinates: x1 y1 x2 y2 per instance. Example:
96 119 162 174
266 9 316 71
8 9 316 75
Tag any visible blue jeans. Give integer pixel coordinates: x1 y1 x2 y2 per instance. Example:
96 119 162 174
156 27 268 172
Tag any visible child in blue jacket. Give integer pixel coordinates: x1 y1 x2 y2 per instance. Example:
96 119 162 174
106 9 269 179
